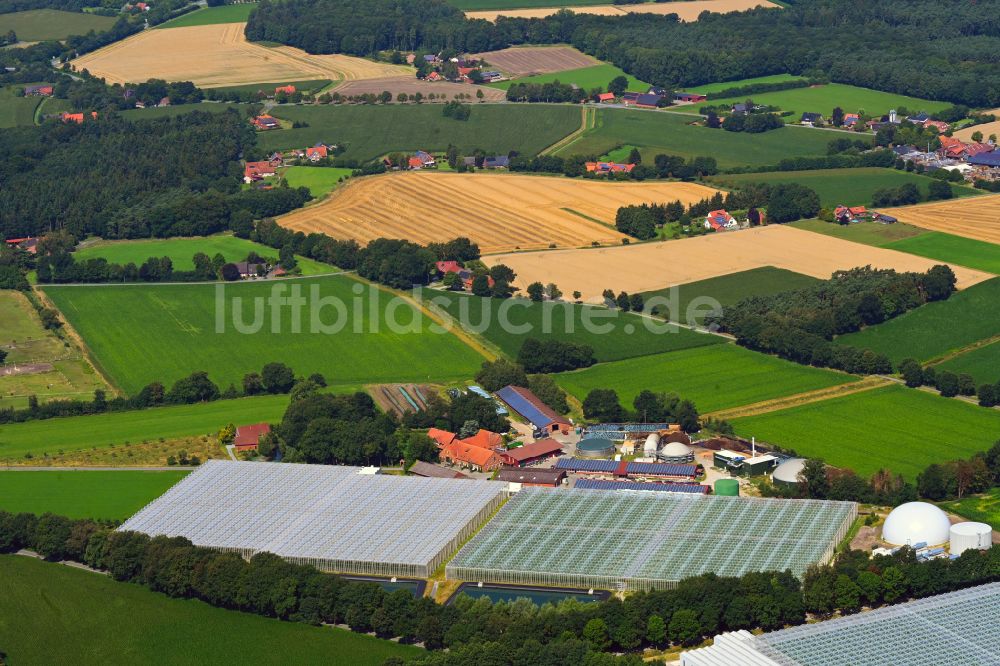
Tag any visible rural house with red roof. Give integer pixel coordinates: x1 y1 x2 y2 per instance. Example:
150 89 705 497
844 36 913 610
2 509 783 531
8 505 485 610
498 438 563 468
585 161 635 174
244 161 277 183
234 423 271 452
441 441 502 472
252 115 280 131
305 145 328 161
274 85 296 95
703 210 739 231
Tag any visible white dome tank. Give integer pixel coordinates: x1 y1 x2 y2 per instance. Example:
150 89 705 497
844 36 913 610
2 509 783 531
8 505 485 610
643 433 661 457
882 502 951 547
658 441 694 463
772 458 806 485
950 522 992 556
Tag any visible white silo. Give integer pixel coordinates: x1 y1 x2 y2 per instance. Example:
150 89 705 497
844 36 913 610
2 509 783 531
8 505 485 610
950 522 993 556
882 502 951 547
643 433 661 458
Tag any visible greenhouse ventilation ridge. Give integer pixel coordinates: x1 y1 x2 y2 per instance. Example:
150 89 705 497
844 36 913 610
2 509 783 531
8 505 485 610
447 488 856 590
118 460 509 578
681 582 1000 666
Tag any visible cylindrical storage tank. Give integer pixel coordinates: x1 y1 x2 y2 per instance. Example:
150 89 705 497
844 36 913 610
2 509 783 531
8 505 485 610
950 522 993 556
658 441 694 464
643 433 661 457
772 458 806 486
715 479 739 496
576 438 615 459
882 502 951 547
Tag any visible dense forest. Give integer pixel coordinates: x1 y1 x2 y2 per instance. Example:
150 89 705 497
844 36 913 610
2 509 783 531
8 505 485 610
246 0 1000 107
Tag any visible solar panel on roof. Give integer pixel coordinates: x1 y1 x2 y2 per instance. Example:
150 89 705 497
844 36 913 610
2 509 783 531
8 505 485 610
574 479 708 494
496 386 555 429
554 458 617 472
626 462 698 477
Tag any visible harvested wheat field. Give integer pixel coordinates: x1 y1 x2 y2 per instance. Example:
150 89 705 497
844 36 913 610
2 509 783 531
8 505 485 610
953 110 1000 142
71 23 409 88
880 195 1000 244
485 225 992 302
332 76 505 101
472 46 598 77
466 0 779 21
278 171 721 253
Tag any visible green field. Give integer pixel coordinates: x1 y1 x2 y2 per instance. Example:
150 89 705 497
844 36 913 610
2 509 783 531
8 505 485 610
673 82 951 118
0 8 116 41
0 394 291 461
120 102 244 120
73 235 331 275
488 63 647 92
555 345 856 414
684 74 805 95
44 274 485 395
934 340 1000 386
433 293 725 363
552 108 832 168
883 232 1000 275
732 385 1000 479
707 168 981 208
260 104 580 160
0 84 43 128
0 470 188 520
941 488 1000 531
283 166 355 197
790 218 928 246
838 278 1000 364
0 556 421 665
208 79 333 95
639 267 821 325
157 3 256 28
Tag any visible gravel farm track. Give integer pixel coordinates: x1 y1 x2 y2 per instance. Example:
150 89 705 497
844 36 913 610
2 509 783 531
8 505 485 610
70 23 409 88
465 0 780 21
485 224 994 302
880 194 1000 244
277 171 722 253
471 46 598 77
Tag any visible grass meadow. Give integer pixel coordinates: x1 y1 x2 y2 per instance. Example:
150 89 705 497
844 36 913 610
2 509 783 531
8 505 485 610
790 218 928 246
553 108 832 168
732 385 1000 479
157 3 256 28
707 168 981 208
940 488 1000 531
0 8 116 41
0 394 291 462
883 232 1000 275
44 275 485 395
73 235 331 275
208 79 333 95
555 345 856 413
838 277 1000 364
283 166 355 197
686 74 804 95
0 84 42 128
639 267 820 325
432 293 725 362
934 340 1000 386
673 82 951 118
0 470 188 520
0 556 422 665
260 104 581 160
120 102 244 120
488 63 648 91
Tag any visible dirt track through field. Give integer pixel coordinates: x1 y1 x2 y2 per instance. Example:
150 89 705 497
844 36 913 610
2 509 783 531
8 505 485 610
278 171 722 253
471 46 598 76
466 0 780 21
485 225 993 302
705 376 892 419
879 195 1000 244
331 76 506 101
71 23 409 87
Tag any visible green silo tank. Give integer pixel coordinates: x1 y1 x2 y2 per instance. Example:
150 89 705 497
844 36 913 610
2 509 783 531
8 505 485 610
715 479 739 496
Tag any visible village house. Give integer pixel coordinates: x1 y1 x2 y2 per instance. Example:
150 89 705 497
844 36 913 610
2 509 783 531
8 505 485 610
305 145 328 161
585 161 635 174
633 93 662 108
478 70 503 83
408 150 436 169
800 112 824 126
274 85 296 95
243 161 277 183
674 92 706 103
4 237 38 254
462 155 509 169
60 111 97 124
843 113 860 128
922 119 950 133
703 210 739 231
233 423 270 452
834 205 869 224
23 85 52 97
497 438 563 468
596 92 615 103
252 115 280 131
235 261 267 279
440 441 502 472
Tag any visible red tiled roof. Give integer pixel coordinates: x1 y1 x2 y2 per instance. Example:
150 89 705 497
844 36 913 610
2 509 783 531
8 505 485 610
502 438 562 463
305 145 328 159
597 92 615 101
443 442 500 469
234 423 270 450
436 260 461 274
585 161 635 173
461 429 503 450
408 156 423 168
275 85 296 94
427 428 457 447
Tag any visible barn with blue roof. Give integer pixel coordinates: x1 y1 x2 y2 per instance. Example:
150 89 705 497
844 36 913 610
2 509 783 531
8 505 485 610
496 385 572 434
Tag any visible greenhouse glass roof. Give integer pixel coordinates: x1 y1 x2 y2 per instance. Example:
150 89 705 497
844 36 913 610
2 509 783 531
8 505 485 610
119 460 507 575
447 488 856 589
756 582 1000 666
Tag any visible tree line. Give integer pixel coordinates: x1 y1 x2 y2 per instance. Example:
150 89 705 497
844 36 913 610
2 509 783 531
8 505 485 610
899 359 1000 412
709 266 957 375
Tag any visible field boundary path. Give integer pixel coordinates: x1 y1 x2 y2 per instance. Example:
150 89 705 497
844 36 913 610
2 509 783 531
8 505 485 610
925 333 1000 366
705 375 891 420
540 105 594 156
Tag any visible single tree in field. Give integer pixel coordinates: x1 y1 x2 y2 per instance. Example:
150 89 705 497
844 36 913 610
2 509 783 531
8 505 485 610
572 290 582 302
544 283 562 300
971 130 983 143
526 281 545 302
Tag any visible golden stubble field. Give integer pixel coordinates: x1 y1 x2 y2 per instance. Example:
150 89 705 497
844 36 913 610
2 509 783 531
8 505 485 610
880 194 1000 244
466 0 780 21
70 23 410 87
485 225 993 302
278 171 723 253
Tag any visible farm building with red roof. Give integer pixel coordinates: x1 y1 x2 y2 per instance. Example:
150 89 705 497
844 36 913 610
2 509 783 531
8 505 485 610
234 423 271 451
498 438 563 468
496 386 571 434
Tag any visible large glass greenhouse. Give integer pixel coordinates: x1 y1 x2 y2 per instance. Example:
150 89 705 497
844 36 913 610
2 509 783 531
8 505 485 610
682 582 1000 666
447 487 857 590
119 460 509 578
